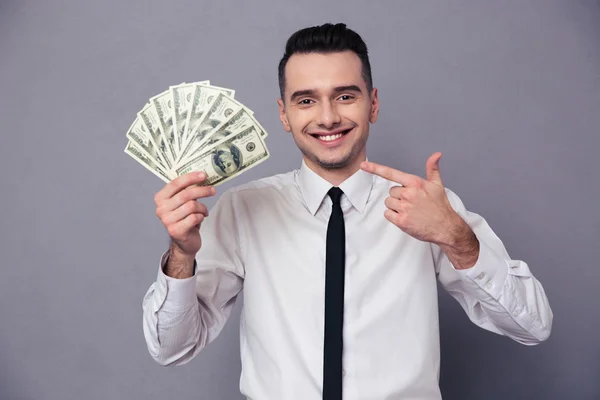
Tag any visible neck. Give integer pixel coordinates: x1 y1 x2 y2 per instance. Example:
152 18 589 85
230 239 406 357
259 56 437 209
303 152 366 187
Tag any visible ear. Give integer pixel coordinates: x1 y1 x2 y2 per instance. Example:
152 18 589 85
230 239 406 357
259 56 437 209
277 98 292 132
369 88 380 124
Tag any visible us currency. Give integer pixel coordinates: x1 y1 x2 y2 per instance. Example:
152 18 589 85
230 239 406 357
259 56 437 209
183 106 267 162
180 84 235 157
138 102 173 170
170 80 209 155
197 83 234 97
124 141 172 184
125 114 170 173
150 90 177 164
175 124 269 186
180 92 244 163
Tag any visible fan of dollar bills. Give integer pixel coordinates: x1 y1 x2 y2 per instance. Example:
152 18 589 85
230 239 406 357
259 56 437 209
124 80 270 185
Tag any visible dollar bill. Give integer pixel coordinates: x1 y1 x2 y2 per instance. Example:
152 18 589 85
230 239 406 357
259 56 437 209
125 114 170 173
198 83 234 97
170 80 209 155
150 90 178 165
180 84 235 157
138 102 173 170
175 124 269 186
124 141 172 183
182 106 268 163
180 92 244 163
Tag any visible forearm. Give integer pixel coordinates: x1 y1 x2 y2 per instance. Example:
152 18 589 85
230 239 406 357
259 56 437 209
142 254 205 366
143 288 204 366
142 246 244 366
436 190 553 344
439 239 553 344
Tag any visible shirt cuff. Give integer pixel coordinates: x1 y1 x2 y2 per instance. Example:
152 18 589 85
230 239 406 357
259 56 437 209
453 239 509 300
153 250 198 313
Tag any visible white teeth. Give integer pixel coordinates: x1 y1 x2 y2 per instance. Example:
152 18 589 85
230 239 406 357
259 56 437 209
318 133 343 142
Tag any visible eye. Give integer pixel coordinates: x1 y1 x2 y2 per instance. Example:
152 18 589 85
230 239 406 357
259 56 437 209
298 99 314 105
338 94 355 101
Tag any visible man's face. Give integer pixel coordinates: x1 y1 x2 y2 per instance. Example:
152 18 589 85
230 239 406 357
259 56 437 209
217 151 237 174
278 51 379 171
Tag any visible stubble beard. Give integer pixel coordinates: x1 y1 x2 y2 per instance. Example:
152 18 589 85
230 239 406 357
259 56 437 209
298 131 368 171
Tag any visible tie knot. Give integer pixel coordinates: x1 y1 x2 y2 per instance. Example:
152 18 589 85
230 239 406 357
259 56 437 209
328 187 344 205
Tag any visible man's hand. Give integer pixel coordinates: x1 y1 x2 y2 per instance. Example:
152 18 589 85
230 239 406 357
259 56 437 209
360 152 474 249
154 172 216 278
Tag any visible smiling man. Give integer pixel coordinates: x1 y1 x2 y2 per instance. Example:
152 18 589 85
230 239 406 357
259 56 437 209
143 23 553 400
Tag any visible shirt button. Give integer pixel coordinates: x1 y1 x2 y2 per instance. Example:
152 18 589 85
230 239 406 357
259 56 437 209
485 282 494 290
512 309 520 317
342 369 346 377
476 272 486 280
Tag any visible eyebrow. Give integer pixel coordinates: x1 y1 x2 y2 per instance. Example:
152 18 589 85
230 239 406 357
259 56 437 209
289 85 363 101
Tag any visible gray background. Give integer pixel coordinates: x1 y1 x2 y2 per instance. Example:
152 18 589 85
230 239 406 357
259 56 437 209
0 0 598 399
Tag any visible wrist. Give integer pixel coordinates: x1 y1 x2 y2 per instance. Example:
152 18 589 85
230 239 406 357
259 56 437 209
437 213 480 270
437 212 470 247
165 242 196 279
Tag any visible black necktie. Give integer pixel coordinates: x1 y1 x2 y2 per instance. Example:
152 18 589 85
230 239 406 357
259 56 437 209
323 187 345 400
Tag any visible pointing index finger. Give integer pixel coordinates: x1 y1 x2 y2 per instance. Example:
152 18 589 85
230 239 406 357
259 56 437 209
360 161 418 187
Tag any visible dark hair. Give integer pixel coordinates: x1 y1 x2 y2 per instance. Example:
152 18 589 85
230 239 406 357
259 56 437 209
277 23 373 100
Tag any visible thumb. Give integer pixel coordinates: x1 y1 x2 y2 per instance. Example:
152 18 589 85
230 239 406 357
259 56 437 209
426 152 444 185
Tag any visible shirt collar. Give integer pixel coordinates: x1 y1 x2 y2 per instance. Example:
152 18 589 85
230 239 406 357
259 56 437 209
297 160 374 215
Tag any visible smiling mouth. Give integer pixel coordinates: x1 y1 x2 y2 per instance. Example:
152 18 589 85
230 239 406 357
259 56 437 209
310 128 352 142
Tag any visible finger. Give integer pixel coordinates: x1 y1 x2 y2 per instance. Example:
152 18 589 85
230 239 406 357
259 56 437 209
425 152 444 185
156 185 215 221
384 196 403 213
389 185 406 200
170 185 215 209
179 213 205 232
155 172 207 203
169 213 205 238
163 200 209 225
360 161 420 187
384 209 402 227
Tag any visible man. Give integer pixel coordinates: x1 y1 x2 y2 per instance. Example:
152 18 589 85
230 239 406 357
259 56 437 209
143 23 553 399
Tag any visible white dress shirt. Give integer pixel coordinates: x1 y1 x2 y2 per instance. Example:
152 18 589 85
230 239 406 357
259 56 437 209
142 161 553 400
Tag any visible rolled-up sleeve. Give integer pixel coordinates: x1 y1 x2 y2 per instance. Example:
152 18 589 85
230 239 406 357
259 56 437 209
435 188 553 345
142 190 245 365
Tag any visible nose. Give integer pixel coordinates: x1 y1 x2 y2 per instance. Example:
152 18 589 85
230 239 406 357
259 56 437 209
316 101 341 129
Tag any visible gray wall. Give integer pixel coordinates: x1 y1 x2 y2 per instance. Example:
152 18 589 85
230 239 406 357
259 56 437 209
1 0 598 399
